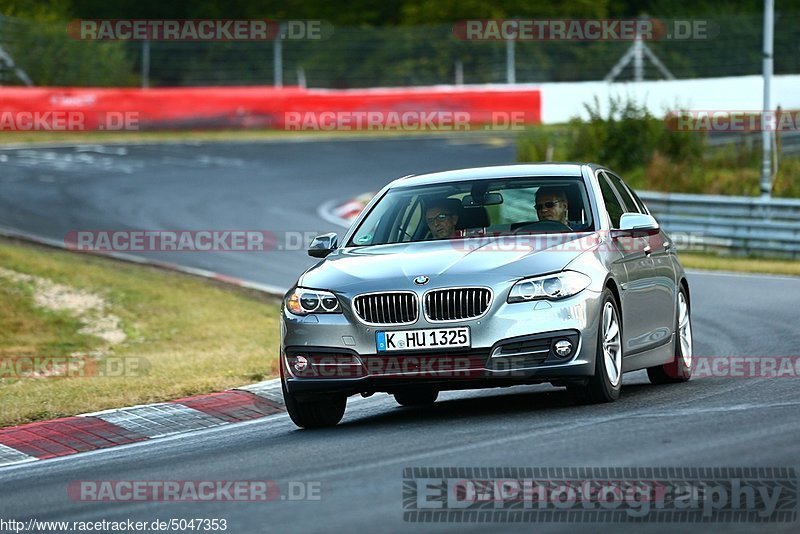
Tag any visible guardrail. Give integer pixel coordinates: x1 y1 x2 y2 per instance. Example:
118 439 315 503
707 130 800 156
639 191 800 259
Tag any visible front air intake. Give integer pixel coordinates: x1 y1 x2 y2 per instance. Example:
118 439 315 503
424 288 491 322
353 292 418 325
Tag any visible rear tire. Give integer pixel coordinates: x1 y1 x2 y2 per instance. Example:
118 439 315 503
571 288 623 404
647 286 693 384
281 367 346 428
394 389 439 407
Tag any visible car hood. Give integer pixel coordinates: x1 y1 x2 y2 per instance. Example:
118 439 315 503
297 233 596 291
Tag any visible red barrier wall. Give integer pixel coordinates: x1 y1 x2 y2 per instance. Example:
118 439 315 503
0 86 541 131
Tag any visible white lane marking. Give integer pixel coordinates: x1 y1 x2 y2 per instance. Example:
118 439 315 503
7 149 139 174
0 444 37 468
687 269 800 282
630 400 800 418
302 398 800 481
74 145 128 155
83 403 227 439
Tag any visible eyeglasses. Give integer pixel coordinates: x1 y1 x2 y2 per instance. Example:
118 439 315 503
426 213 453 224
535 200 563 210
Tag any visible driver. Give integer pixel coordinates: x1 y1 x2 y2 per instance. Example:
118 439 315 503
535 186 571 228
425 198 461 239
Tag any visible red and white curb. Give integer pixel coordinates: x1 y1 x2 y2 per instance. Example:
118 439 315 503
0 379 284 468
317 193 374 229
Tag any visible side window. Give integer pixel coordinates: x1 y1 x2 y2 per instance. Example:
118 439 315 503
605 172 641 214
597 172 625 228
624 183 650 215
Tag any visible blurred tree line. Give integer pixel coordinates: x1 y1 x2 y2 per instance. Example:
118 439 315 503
0 0 798 87
3 0 799 25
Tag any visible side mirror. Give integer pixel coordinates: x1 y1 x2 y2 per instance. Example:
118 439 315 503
613 213 660 237
308 232 339 258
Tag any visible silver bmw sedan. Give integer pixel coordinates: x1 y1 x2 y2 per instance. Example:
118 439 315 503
280 163 693 428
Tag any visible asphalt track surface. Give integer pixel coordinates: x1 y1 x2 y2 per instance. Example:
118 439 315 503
0 137 517 289
1 138 799 532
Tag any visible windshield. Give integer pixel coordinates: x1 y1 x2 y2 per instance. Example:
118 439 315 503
348 177 594 247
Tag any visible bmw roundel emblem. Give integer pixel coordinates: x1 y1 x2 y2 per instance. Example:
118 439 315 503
414 275 429 285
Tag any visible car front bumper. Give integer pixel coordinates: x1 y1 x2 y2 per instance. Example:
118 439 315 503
280 288 604 398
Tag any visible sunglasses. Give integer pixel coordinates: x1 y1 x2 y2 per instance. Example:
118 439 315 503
426 213 453 224
535 200 563 210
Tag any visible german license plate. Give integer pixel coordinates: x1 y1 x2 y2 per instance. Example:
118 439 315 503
376 327 470 352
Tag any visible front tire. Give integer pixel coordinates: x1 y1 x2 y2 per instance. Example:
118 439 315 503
647 286 693 384
571 288 623 404
281 367 346 429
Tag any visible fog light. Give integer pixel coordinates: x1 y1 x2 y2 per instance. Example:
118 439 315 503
554 339 573 358
293 355 309 372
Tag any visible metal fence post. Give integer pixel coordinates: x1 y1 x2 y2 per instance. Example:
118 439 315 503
506 37 515 84
274 23 283 88
141 40 150 88
760 0 774 198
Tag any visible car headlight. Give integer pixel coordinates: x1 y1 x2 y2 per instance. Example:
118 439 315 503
507 271 591 303
286 287 341 316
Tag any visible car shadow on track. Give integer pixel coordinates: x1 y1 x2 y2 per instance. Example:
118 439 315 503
336 380 694 429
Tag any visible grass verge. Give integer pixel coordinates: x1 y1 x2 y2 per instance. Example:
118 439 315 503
679 252 800 277
0 128 514 146
0 237 281 427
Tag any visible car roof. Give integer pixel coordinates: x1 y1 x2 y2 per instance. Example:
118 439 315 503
391 163 591 188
